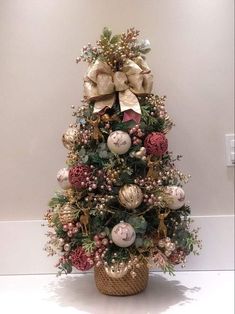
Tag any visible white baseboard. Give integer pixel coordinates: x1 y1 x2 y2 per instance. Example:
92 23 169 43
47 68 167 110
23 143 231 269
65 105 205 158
0 215 234 275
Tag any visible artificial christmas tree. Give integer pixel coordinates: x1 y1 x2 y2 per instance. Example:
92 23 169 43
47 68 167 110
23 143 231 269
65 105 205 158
44 27 201 296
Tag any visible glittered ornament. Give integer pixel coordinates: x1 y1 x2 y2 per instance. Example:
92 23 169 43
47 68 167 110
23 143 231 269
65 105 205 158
62 126 79 150
56 168 71 190
144 132 168 156
107 131 131 155
118 184 143 209
104 262 129 279
165 186 185 210
59 204 76 225
111 221 136 247
69 164 92 190
70 247 94 271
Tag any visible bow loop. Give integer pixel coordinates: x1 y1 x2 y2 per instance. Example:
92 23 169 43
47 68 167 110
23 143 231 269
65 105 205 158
83 57 153 122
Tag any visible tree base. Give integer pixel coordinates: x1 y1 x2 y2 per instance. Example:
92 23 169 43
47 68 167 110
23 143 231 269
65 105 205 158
94 262 149 296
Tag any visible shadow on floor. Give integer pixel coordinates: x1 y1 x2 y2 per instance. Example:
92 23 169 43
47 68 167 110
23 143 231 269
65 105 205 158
46 272 200 314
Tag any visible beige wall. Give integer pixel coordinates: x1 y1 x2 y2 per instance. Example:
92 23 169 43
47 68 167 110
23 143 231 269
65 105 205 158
0 0 234 220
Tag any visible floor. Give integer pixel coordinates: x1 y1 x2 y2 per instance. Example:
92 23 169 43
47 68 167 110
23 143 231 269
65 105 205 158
0 271 234 314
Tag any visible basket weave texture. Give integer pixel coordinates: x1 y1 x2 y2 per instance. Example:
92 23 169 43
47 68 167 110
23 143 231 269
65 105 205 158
94 262 149 296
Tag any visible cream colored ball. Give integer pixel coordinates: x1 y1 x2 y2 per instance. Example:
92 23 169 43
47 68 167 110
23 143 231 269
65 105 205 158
111 221 136 247
57 168 71 190
166 186 185 210
107 131 131 155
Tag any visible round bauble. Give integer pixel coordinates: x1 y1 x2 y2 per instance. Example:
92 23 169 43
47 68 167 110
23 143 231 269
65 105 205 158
165 186 185 210
107 131 131 155
56 168 71 190
118 184 143 209
59 204 76 225
68 164 92 190
104 262 129 279
111 221 136 247
62 126 79 150
144 132 168 156
70 247 94 271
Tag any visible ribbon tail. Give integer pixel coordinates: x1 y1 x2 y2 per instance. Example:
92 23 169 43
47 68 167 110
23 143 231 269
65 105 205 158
123 110 141 124
119 89 141 114
119 89 142 123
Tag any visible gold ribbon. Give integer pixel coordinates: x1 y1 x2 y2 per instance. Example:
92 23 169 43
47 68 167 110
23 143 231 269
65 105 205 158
83 56 153 114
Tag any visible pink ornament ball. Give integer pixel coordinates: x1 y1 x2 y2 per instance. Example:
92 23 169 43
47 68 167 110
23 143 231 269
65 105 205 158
144 132 168 156
70 247 94 271
68 164 92 190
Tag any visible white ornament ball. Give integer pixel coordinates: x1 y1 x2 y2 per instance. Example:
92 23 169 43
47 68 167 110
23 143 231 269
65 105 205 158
57 168 71 190
107 131 131 155
111 221 136 247
166 186 185 210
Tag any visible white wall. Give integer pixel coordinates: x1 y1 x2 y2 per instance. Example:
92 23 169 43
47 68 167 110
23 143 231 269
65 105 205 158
0 0 234 220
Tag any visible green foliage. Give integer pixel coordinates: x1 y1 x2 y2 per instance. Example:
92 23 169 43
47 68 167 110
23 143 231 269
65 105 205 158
101 27 112 40
48 192 68 209
57 261 73 276
90 214 109 234
100 27 121 48
112 120 135 132
144 207 159 235
166 205 191 238
97 143 113 159
135 237 144 248
117 171 134 185
110 34 121 44
55 227 67 239
103 244 131 266
70 232 84 249
161 262 175 276
78 147 89 163
128 216 147 235
82 238 96 254
88 152 105 168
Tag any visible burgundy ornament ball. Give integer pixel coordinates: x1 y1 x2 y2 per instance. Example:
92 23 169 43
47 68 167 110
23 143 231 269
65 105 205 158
69 164 92 190
144 132 168 156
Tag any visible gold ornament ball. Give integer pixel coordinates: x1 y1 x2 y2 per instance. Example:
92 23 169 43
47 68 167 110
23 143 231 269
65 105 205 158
62 126 79 150
59 204 76 225
119 184 143 209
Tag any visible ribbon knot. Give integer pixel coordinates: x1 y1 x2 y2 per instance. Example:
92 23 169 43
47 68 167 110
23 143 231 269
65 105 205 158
83 57 153 122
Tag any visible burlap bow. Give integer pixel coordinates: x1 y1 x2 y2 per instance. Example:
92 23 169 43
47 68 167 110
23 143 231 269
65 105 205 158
83 56 153 122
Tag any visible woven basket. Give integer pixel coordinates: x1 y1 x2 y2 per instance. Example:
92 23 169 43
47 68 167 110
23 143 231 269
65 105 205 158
94 262 149 296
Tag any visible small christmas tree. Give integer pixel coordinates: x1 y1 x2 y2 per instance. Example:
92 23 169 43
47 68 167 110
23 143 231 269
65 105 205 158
44 27 201 296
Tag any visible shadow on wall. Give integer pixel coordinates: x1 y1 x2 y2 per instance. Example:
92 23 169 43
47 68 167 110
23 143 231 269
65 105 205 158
45 272 200 313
